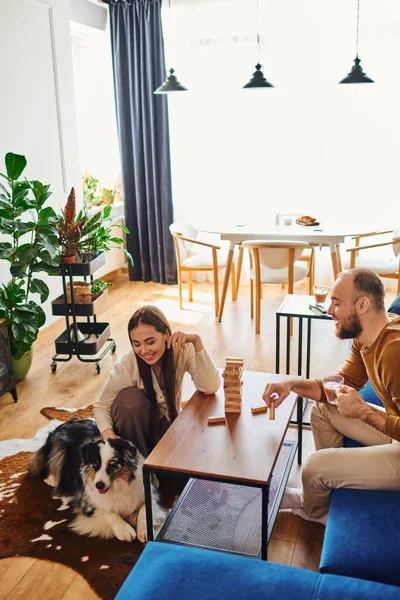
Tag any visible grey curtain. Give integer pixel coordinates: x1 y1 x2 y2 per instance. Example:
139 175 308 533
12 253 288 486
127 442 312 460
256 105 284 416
105 0 177 284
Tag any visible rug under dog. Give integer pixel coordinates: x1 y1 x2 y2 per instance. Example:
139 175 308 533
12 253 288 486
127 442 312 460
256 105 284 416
41 404 94 421
0 449 144 600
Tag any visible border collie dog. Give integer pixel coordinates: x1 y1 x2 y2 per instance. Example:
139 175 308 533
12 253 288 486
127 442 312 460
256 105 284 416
30 419 166 542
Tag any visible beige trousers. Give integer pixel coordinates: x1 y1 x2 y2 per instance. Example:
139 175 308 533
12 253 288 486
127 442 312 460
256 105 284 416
302 402 400 518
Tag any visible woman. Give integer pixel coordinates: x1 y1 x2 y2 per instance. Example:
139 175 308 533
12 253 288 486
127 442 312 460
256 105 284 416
93 305 220 457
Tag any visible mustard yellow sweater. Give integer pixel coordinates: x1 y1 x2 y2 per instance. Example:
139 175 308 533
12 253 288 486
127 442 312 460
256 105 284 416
317 315 400 442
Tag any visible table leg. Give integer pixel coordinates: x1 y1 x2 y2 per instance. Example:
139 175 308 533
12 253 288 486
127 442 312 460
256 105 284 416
276 313 280 374
330 244 340 279
297 317 303 376
297 396 303 465
235 245 244 300
285 316 290 374
261 483 270 561
217 242 235 321
143 465 154 541
306 318 312 379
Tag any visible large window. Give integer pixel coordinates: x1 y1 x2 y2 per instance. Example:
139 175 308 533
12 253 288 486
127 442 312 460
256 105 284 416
70 20 122 210
163 0 400 230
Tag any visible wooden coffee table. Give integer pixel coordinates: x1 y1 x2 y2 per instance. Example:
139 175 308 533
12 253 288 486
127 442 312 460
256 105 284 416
143 371 303 560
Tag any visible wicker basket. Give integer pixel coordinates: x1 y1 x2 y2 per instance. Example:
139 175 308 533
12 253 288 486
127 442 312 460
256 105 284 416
66 281 92 304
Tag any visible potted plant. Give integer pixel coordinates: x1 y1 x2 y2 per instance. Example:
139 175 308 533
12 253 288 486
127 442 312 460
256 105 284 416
78 204 132 264
0 152 60 380
91 279 114 300
55 187 86 263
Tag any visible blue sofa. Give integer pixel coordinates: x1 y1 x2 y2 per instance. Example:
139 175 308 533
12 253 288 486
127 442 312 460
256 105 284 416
115 541 400 599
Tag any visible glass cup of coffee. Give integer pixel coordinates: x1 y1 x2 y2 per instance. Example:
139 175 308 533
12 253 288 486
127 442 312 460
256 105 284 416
313 284 329 306
322 375 344 405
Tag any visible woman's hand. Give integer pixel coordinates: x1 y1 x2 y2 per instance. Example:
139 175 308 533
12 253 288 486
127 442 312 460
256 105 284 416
102 428 120 440
167 331 204 353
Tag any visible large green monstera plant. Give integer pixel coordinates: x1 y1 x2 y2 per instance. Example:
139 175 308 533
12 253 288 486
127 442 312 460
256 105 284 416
0 152 60 361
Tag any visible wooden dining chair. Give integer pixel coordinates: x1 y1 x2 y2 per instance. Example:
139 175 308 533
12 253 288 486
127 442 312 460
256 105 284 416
344 229 400 292
234 243 315 300
169 222 236 316
242 240 315 333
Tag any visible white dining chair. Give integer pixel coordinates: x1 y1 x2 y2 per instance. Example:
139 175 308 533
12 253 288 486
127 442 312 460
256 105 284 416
344 229 400 292
242 240 315 333
169 222 237 316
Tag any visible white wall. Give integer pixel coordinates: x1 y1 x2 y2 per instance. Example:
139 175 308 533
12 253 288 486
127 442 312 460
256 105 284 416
0 0 82 325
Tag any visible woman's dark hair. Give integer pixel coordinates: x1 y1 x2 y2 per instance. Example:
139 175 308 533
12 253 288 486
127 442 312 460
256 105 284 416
128 306 177 450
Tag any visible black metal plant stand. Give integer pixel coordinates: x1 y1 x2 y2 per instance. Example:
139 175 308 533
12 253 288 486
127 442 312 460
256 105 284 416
50 252 116 374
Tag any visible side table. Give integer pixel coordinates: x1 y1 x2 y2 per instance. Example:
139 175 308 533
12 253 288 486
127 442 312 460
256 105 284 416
276 294 331 426
276 294 331 378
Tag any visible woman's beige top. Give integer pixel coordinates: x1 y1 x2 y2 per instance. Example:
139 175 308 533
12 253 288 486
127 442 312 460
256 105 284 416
93 345 220 434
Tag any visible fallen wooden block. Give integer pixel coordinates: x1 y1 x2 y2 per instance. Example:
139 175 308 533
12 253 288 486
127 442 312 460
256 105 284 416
181 400 189 409
208 415 226 425
251 405 268 415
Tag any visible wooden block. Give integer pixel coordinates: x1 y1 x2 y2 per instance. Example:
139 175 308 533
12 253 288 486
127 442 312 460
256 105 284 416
224 389 241 396
226 357 244 364
251 405 268 415
225 401 242 408
223 380 242 388
224 365 243 372
181 400 189 409
269 402 276 420
225 407 241 413
208 415 226 425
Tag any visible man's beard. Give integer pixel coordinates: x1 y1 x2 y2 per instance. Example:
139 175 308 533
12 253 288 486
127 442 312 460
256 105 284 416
336 309 363 340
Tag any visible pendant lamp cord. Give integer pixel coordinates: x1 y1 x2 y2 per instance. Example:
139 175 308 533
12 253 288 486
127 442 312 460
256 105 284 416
355 0 360 57
256 0 260 63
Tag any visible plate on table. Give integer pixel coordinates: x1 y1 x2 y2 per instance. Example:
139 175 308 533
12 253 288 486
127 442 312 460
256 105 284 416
296 216 320 227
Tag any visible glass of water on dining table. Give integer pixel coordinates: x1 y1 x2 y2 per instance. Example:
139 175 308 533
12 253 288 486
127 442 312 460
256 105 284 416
322 375 344 405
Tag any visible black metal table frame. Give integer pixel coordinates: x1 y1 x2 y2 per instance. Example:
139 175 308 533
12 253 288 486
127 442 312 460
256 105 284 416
143 396 303 562
276 299 331 426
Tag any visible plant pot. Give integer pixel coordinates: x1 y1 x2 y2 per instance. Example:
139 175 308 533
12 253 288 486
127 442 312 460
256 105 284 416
82 251 95 263
61 255 76 264
11 348 33 383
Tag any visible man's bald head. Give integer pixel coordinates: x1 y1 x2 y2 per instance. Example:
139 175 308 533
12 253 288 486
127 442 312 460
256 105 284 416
337 269 386 312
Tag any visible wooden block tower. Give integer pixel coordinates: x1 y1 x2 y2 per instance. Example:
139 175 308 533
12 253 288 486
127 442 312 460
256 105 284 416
223 357 244 414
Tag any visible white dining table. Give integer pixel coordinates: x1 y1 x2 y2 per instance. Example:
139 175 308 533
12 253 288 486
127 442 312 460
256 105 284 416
197 220 378 321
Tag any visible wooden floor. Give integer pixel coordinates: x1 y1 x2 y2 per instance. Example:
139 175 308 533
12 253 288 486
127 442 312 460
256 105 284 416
0 258 397 599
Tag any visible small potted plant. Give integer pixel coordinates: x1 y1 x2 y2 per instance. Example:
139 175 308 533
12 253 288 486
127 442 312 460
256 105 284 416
55 188 86 263
91 279 114 300
78 204 132 264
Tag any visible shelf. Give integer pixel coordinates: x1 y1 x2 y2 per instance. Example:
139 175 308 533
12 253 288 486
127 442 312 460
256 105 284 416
51 290 108 317
55 322 111 356
60 252 105 276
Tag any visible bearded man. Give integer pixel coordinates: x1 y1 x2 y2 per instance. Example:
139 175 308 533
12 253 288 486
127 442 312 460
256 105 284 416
263 268 400 525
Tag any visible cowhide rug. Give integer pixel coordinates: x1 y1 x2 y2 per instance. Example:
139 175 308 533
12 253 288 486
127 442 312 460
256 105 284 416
0 421 158 600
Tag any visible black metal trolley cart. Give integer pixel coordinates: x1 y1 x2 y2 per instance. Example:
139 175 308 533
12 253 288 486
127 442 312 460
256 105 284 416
50 252 116 374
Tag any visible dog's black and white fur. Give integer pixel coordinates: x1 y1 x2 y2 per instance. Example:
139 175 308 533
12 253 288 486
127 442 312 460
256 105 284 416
30 419 166 542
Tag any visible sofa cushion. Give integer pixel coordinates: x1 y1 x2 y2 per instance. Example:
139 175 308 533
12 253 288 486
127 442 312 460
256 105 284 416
116 542 400 600
115 542 320 600
320 488 400 587
318 573 400 599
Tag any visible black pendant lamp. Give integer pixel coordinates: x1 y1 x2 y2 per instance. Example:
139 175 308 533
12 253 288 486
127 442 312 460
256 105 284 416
243 0 274 89
154 68 188 94
339 0 374 84
154 1 188 94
